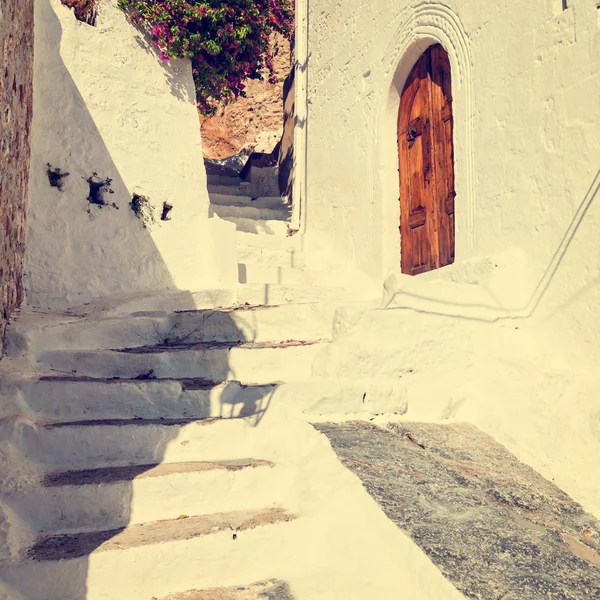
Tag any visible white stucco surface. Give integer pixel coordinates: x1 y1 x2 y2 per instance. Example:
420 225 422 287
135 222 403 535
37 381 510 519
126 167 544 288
2 1 599 595
302 0 600 515
306 0 599 278
24 0 237 309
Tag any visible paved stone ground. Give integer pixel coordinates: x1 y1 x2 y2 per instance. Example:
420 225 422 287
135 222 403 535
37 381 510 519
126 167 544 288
160 579 295 600
314 421 600 600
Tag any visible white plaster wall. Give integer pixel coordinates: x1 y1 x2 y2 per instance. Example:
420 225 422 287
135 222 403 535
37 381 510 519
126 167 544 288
25 0 237 309
304 0 600 513
305 0 600 348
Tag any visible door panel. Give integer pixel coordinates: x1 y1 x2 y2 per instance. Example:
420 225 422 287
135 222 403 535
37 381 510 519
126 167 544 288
398 44 455 274
398 52 435 275
429 44 455 267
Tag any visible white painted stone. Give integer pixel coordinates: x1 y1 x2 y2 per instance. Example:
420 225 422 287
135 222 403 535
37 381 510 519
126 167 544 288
8 462 291 535
3 0 599 596
2 408 466 600
209 194 289 210
235 283 365 306
36 342 328 383
24 0 237 309
238 263 320 286
206 175 243 187
225 216 290 236
300 0 600 518
236 244 298 268
15 376 276 424
235 231 300 251
8 303 336 356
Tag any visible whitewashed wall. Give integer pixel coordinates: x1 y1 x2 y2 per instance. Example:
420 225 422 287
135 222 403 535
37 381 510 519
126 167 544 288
25 0 237 309
304 0 600 514
305 0 600 349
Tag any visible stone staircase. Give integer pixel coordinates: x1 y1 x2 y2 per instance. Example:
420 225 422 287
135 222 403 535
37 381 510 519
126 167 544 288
207 161 290 238
0 300 321 599
0 248 420 600
3 249 596 599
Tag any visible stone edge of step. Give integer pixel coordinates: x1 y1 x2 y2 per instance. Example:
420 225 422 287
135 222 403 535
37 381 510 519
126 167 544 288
115 339 329 354
44 458 275 487
159 579 296 600
29 507 296 562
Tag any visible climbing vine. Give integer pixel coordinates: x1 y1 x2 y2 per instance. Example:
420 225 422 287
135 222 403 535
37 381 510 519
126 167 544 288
117 0 295 116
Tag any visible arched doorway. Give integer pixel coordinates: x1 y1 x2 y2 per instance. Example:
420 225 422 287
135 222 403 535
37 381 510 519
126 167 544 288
398 43 455 275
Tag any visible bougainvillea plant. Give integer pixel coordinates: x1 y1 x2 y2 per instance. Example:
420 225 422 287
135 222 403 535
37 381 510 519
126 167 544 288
117 0 294 115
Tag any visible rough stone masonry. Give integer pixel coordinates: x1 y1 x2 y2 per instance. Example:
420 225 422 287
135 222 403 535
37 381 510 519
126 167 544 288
0 0 34 351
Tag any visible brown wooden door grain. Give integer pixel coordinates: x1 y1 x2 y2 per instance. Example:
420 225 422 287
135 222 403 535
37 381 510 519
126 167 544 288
398 44 455 275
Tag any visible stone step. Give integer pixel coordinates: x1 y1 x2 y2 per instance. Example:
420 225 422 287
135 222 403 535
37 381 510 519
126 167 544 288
207 182 253 196
36 340 327 382
1 511 303 600
236 244 299 268
17 376 278 424
235 230 299 250
223 216 290 236
9 459 289 535
238 263 320 286
236 284 359 307
16 413 274 471
12 303 335 355
28 506 295 561
209 193 288 210
15 373 408 430
206 175 243 187
210 204 291 223
160 579 296 600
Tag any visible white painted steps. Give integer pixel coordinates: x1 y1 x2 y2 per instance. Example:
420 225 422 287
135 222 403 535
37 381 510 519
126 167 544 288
10 302 336 355
206 175 243 187
15 413 276 471
238 263 326 285
0 513 301 600
207 168 291 237
236 243 298 268
236 283 360 306
209 193 288 210
37 339 327 382
0 240 388 600
225 216 290 236
236 230 298 250
29 506 295 561
210 204 290 222
8 459 291 535
18 376 277 423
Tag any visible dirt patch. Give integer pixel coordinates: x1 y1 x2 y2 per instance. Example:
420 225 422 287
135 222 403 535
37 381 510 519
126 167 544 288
200 34 292 160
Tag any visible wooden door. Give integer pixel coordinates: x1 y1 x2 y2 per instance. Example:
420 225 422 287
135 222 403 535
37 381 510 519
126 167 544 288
398 44 455 275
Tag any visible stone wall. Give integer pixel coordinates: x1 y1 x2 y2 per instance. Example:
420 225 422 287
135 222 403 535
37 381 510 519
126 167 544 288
0 0 34 351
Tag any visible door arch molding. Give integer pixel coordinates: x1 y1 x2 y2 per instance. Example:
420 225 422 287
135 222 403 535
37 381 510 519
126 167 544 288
374 4 474 280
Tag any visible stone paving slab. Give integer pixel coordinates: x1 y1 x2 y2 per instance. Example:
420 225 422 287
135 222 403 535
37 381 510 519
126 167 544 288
314 421 600 600
31 507 295 561
160 579 296 600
